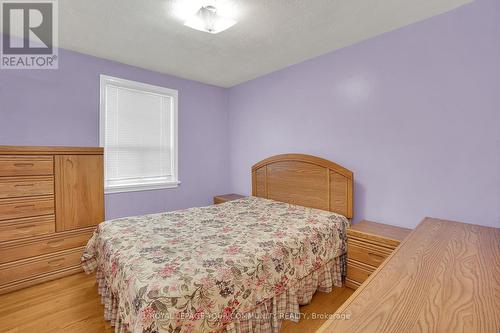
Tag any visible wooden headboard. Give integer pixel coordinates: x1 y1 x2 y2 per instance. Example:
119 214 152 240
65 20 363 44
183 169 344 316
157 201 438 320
252 154 353 218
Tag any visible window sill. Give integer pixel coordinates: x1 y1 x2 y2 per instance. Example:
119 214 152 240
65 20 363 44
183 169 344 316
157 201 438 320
105 181 181 194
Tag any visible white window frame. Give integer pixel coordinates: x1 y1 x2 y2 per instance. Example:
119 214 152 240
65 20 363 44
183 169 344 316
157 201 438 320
99 75 179 194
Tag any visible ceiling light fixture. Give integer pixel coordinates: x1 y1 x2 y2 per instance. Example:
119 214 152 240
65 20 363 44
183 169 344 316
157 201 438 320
184 5 237 34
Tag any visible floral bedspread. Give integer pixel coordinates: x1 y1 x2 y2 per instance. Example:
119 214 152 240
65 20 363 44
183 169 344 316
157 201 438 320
81 196 349 333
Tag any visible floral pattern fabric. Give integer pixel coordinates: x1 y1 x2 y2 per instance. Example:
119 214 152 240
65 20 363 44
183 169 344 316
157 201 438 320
82 196 349 333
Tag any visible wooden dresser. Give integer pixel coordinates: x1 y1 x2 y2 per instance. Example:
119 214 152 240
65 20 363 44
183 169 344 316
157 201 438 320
346 220 411 289
0 146 104 294
318 218 500 332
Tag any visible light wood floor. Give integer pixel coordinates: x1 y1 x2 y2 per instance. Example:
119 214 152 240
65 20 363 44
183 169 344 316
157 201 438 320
0 273 354 333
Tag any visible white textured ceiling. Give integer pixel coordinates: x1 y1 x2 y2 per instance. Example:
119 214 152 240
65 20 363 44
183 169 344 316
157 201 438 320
55 0 471 87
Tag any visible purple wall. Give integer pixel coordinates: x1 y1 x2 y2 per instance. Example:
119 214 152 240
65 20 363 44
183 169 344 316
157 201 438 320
228 0 500 228
1 0 498 228
0 48 230 219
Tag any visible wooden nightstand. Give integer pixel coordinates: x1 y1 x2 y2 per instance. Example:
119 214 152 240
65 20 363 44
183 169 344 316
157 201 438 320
213 194 245 204
345 220 411 289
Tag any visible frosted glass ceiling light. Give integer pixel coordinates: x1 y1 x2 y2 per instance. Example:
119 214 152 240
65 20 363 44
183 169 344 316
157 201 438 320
184 5 236 34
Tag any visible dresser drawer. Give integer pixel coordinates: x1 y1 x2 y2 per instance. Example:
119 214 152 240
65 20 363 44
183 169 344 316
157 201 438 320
0 176 54 199
345 278 362 290
0 215 55 242
346 259 375 284
0 196 54 221
0 228 93 264
348 238 392 267
0 156 53 177
0 247 83 285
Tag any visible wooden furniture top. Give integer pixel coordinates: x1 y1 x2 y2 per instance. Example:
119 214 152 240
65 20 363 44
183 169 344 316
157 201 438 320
252 154 353 218
214 194 245 204
348 220 411 248
318 218 500 333
0 146 103 155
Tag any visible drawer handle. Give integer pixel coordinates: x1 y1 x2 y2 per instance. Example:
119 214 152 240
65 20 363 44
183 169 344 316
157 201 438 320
15 224 36 232
46 239 64 247
368 252 385 260
14 163 34 167
47 258 65 267
14 204 35 209
14 184 34 187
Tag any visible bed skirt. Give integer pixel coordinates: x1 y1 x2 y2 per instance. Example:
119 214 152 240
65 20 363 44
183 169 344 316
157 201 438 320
92 255 344 333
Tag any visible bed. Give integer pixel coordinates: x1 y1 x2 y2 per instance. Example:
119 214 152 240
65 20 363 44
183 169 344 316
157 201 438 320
82 154 354 333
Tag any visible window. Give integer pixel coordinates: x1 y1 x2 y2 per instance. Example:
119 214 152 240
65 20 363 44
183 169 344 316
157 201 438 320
99 75 178 193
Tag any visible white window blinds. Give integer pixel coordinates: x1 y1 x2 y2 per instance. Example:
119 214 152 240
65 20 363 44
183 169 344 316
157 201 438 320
100 75 178 193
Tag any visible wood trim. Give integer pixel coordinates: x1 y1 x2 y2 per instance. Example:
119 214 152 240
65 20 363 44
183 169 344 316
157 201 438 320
251 154 354 218
0 146 104 155
344 278 362 290
348 220 412 249
347 257 377 272
348 235 399 251
327 169 331 211
264 165 268 197
252 154 353 178
347 177 353 218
